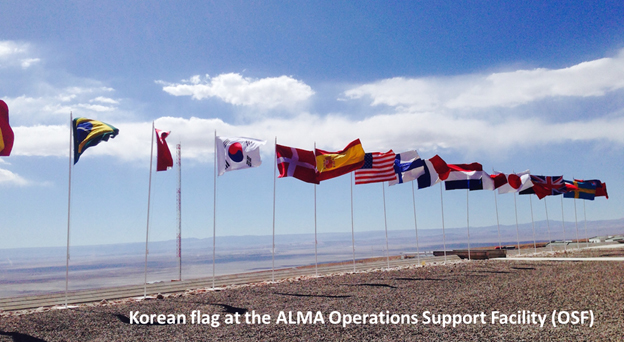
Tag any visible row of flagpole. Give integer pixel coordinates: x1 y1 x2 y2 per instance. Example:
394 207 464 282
64 123 605 304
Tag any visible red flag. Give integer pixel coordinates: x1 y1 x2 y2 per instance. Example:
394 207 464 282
155 128 173 171
596 182 608 199
276 144 319 184
0 100 15 156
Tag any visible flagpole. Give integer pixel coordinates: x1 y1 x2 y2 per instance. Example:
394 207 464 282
144 122 155 298
529 195 537 254
176 143 182 281
411 182 421 265
213 130 217 288
272 137 277 282
544 198 553 252
514 192 521 255
382 182 390 269
583 200 589 248
439 184 447 262
350 173 356 272
313 142 318 277
65 112 73 308
574 198 580 249
560 195 567 252
466 189 471 260
493 190 502 249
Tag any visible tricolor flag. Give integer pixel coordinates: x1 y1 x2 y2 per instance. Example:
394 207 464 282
276 144 319 184
155 128 173 172
315 139 365 182
443 162 494 191
416 155 449 189
354 150 397 185
216 136 266 176
563 179 596 200
495 170 534 194
73 117 119 164
388 150 425 186
519 175 567 199
0 100 15 157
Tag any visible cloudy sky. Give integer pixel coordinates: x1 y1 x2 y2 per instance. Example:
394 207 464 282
1 1 623 249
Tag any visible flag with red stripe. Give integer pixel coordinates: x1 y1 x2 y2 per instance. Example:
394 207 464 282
354 150 397 185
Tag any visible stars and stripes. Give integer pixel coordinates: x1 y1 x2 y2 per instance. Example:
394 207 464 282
354 150 397 185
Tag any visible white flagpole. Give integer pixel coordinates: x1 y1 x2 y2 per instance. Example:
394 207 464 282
272 137 277 282
529 195 537 254
466 189 471 260
176 143 182 281
350 173 356 272
560 195 567 251
583 200 589 248
492 169 502 249
493 191 502 249
313 142 318 277
439 184 447 262
411 182 421 265
213 131 217 288
382 182 390 269
514 192 521 255
574 198 580 249
544 197 553 251
143 122 155 298
65 112 73 308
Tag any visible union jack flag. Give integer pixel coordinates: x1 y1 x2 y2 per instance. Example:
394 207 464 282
527 175 567 199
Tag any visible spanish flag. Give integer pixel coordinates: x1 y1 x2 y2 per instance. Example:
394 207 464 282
73 117 119 164
0 100 14 157
315 139 365 182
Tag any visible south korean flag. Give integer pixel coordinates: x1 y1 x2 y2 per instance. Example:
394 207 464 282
216 136 266 176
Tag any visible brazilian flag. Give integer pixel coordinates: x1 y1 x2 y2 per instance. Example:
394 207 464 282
73 117 119 164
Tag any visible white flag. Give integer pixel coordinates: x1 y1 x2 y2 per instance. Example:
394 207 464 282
216 136 266 176
497 170 533 194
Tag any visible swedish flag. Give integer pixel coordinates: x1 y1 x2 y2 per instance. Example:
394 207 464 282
72 117 119 164
563 180 596 200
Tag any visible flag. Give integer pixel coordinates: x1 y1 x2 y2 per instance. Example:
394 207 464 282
593 180 609 199
519 175 566 199
354 150 397 185
73 117 119 164
443 162 494 191
0 100 14 156
416 155 450 189
276 144 319 184
216 136 266 176
388 150 425 186
496 170 534 194
563 179 596 200
315 139 365 182
155 128 173 172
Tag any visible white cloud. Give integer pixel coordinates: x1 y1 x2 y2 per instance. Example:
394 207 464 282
160 73 315 109
20 58 40 68
345 49 624 111
12 110 624 163
0 41 39 69
91 96 119 104
5 85 121 125
0 168 30 186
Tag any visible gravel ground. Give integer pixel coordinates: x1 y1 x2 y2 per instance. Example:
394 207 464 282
1 249 623 341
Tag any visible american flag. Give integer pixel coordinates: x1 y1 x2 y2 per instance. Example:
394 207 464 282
354 150 397 185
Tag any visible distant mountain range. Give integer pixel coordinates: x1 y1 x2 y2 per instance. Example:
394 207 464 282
1 218 622 297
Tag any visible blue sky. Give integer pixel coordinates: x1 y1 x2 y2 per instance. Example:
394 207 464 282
1 1 623 249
